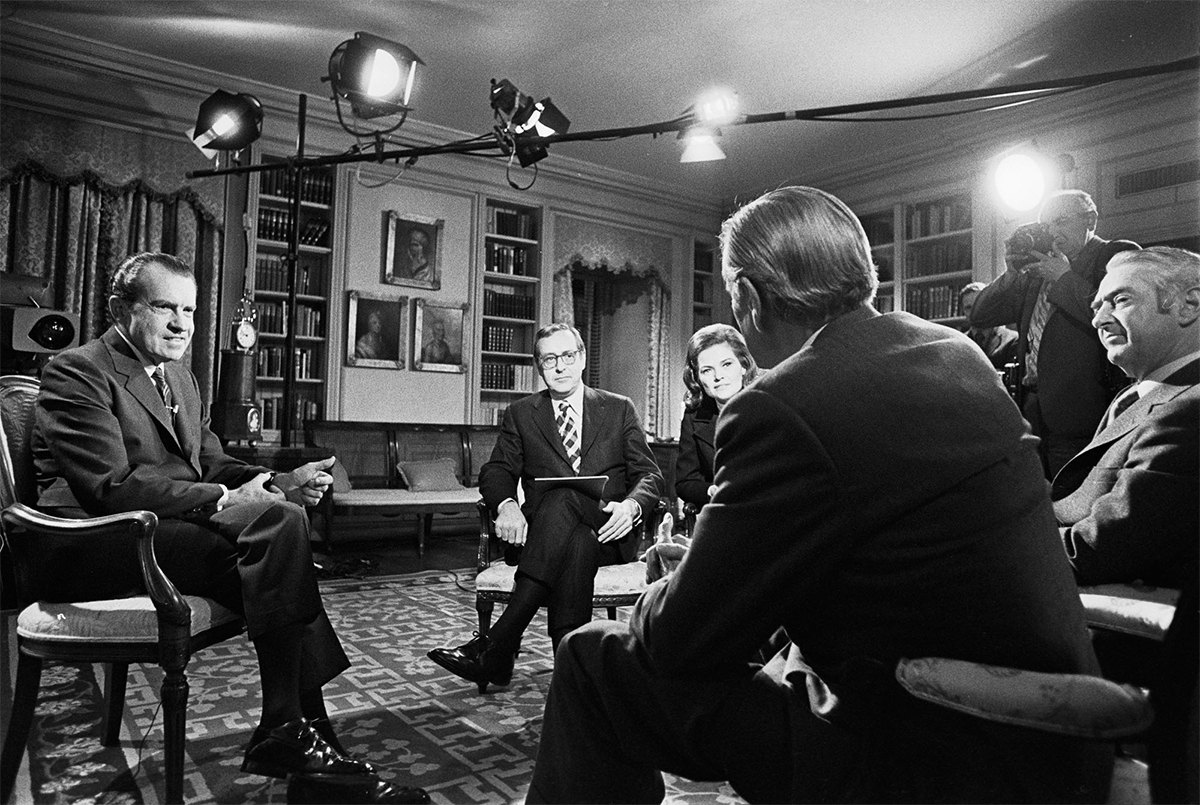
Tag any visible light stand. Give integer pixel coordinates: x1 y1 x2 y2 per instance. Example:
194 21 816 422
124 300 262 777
280 94 308 447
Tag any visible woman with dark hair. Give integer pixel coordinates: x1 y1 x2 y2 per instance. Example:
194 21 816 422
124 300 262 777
675 323 758 513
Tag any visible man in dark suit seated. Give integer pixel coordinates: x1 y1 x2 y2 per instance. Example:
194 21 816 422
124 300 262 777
33 252 426 803
427 322 662 690
1053 246 1199 588
527 187 1110 803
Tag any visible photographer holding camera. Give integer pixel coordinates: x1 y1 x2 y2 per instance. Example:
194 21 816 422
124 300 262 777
970 189 1139 477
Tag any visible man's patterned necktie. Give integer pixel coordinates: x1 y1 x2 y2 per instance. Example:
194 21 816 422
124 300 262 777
556 401 581 474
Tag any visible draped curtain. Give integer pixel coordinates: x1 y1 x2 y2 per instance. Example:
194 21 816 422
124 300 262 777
1 160 224 402
551 215 672 439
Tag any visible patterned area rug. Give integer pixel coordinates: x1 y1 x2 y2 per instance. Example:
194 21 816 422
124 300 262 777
3 569 742 804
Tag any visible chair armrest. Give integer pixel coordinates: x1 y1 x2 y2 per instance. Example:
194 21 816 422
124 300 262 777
1 502 192 631
477 499 495 572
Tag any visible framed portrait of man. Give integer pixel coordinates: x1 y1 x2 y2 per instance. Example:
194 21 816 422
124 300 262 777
346 291 407 369
384 212 443 290
413 299 468 373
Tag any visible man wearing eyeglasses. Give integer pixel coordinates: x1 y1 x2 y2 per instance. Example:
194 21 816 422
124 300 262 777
428 322 662 689
970 189 1139 477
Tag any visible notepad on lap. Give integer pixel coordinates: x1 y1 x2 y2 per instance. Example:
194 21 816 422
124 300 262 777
533 475 608 500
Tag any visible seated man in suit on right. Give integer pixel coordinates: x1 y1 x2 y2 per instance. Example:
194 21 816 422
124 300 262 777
1053 246 1199 587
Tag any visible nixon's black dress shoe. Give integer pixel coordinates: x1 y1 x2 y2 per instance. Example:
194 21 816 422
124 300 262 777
242 717 378 779
287 773 430 804
309 716 380 774
427 633 515 693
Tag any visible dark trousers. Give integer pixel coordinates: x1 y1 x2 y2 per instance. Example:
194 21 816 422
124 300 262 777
49 499 349 691
517 487 624 640
530 621 1114 804
1022 389 1091 479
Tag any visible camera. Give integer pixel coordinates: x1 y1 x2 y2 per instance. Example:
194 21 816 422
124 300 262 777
1005 222 1055 271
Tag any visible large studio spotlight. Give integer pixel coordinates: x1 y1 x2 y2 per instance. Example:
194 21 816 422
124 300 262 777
490 78 571 168
991 144 1075 214
679 127 726 163
191 90 263 156
327 32 423 121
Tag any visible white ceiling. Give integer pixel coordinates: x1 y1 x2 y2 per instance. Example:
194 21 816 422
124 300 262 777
2 0 1197 202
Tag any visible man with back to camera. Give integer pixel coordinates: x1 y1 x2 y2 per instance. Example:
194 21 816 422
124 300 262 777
970 189 1139 477
427 322 662 690
33 252 427 804
527 187 1109 803
1053 246 1199 589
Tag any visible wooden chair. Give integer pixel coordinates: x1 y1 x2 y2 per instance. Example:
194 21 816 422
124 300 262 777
0 375 245 804
472 498 665 679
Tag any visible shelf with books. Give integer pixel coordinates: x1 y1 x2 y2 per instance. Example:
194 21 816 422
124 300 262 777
476 198 544 425
856 191 973 323
248 154 337 444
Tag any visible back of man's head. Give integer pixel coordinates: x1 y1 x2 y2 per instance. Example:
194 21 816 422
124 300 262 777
720 186 877 330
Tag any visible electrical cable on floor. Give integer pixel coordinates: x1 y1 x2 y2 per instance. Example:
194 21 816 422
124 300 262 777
130 697 164 784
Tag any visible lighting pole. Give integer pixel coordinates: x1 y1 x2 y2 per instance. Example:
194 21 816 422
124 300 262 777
281 93 307 446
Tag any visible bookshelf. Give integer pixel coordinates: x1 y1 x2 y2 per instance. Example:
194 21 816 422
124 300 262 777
477 199 542 425
859 191 973 325
692 241 716 332
249 155 335 444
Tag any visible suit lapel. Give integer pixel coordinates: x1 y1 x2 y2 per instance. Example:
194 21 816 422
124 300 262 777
534 392 572 467
579 387 605 469
103 330 184 452
165 361 203 469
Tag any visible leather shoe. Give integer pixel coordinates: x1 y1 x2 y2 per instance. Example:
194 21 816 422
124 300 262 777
242 717 378 780
427 632 515 692
310 716 380 775
287 773 430 804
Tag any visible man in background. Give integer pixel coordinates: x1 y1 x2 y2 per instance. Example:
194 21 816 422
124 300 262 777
1053 246 1199 588
528 187 1107 803
959 281 1017 370
427 322 661 690
971 189 1139 476
34 251 427 803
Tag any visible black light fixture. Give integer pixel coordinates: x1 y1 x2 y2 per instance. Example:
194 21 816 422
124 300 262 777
327 32 423 121
191 90 263 154
490 78 570 168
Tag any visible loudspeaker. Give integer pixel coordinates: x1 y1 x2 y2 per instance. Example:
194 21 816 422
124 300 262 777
4 307 80 353
212 349 262 443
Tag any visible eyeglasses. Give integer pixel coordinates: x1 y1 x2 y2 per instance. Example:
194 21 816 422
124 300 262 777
537 349 579 371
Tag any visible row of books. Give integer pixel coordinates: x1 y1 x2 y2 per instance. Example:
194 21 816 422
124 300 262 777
481 361 536 391
904 282 966 321
254 256 324 295
258 394 321 432
260 169 334 206
487 205 536 239
905 196 972 240
478 401 510 426
483 287 536 319
253 301 324 337
256 346 321 380
485 242 532 276
482 323 522 353
257 209 330 246
905 238 972 279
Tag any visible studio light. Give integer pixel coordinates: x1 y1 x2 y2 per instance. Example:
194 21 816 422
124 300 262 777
679 127 726 163
991 144 1075 214
327 32 423 120
191 90 263 154
490 78 571 168
693 87 740 127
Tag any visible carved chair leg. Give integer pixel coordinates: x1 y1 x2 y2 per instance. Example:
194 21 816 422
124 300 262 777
1 651 41 805
477 598 495 638
160 668 189 805
102 662 129 746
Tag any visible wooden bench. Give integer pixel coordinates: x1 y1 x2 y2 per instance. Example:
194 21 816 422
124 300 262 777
304 420 500 555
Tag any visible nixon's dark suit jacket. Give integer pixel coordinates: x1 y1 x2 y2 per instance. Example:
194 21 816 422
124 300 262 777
674 397 717 509
33 328 348 686
1053 359 1199 588
479 386 662 564
630 308 1106 802
971 237 1139 437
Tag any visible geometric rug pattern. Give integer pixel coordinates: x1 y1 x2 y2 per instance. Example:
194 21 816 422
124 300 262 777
2 569 741 804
